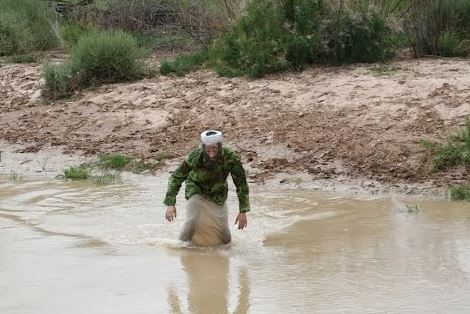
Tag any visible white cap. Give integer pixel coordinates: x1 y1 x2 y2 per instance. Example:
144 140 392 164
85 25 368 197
200 130 223 145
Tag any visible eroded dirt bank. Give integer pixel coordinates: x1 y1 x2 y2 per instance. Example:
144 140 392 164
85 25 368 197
1 56 469 187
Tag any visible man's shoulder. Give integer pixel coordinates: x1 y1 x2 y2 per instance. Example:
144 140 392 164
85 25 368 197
185 146 203 165
222 146 240 161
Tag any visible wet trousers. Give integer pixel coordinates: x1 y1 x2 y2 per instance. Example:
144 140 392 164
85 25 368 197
179 194 231 246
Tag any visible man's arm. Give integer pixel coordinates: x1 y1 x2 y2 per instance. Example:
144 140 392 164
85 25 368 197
231 157 250 230
163 160 191 207
231 157 250 214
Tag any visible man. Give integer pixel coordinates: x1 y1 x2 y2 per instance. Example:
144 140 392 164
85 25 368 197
163 130 250 246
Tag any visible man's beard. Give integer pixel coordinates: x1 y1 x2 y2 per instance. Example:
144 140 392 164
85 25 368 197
205 158 219 170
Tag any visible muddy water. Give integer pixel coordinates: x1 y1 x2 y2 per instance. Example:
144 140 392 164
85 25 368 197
1 175 470 314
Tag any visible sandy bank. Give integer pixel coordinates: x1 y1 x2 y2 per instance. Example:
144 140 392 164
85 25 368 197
1 56 469 190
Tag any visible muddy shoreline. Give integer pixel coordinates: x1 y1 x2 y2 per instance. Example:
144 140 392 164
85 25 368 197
0 141 448 200
1 56 469 193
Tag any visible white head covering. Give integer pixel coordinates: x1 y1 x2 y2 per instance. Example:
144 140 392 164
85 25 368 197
200 130 223 145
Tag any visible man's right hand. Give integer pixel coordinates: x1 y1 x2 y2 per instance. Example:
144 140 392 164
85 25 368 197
165 206 177 222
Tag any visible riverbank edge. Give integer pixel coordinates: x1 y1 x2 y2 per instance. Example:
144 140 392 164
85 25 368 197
0 141 448 201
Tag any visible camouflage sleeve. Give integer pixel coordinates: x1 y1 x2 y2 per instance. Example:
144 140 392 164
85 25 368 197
230 156 250 213
163 160 191 206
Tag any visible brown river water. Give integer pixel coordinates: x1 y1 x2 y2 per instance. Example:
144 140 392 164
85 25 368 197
1 174 470 314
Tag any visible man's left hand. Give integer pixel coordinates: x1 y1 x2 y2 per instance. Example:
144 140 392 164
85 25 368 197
235 213 247 230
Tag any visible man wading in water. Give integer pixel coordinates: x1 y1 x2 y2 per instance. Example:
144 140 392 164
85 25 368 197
163 130 250 246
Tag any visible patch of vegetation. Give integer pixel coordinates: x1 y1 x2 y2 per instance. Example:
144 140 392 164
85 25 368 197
450 185 470 201
69 31 147 84
90 171 122 185
41 62 79 100
133 31 193 51
128 159 157 174
0 0 59 56
406 203 421 214
421 119 470 172
42 30 147 100
422 119 470 202
61 165 91 180
436 31 469 57
160 51 208 76
58 163 122 185
95 152 166 174
9 171 24 183
166 0 397 78
59 22 96 50
97 154 132 170
155 151 169 162
371 64 399 76
406 0 470 57
8 54 38 64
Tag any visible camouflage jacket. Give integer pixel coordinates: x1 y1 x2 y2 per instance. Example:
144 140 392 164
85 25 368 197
163 145 250 213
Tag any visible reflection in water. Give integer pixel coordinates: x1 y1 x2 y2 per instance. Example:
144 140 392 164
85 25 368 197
168 251 250 314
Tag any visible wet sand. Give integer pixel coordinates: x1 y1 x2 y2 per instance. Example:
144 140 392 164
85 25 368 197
1 57 469 185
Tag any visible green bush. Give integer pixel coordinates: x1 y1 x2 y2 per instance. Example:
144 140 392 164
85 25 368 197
0 12 34 56
326 12 394 64
129 159 159 174
209 0 291 78
42 30 146 99
423 119 470 171
59 23 96 49
9 54 37 64
450 185 470 201
41 63 79 100
62 165 91 180
436 31 467 57
59 165 121 185
97 154 131 170
206 0 395 78
90 171 121 185
160 51 208 76
69 31 146 86
406 0 470 57
0 0 58 56
95 153 162 173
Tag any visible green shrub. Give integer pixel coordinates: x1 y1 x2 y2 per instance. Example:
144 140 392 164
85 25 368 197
206 0 395 78
0 0 58 56
9 171 24 183
450 185 470 201
406 0 470 57
94 153 162 174
133 32 192 51
405 203 421 214
436 31 467 57
423 119 470 171
69 31 146 86
9 54 37 64
90 171 121 185
160 51 208 76
154 151 169 162
41 63 79 100
62 165 91 180
0 12 34 56
59 23 96 49
209 0 290 78
326 12 395 64
42 30 146 99
97 154 131 170
129 159 158 174
59 165 121 185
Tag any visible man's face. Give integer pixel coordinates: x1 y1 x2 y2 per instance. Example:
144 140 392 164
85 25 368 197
204 144 218 161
